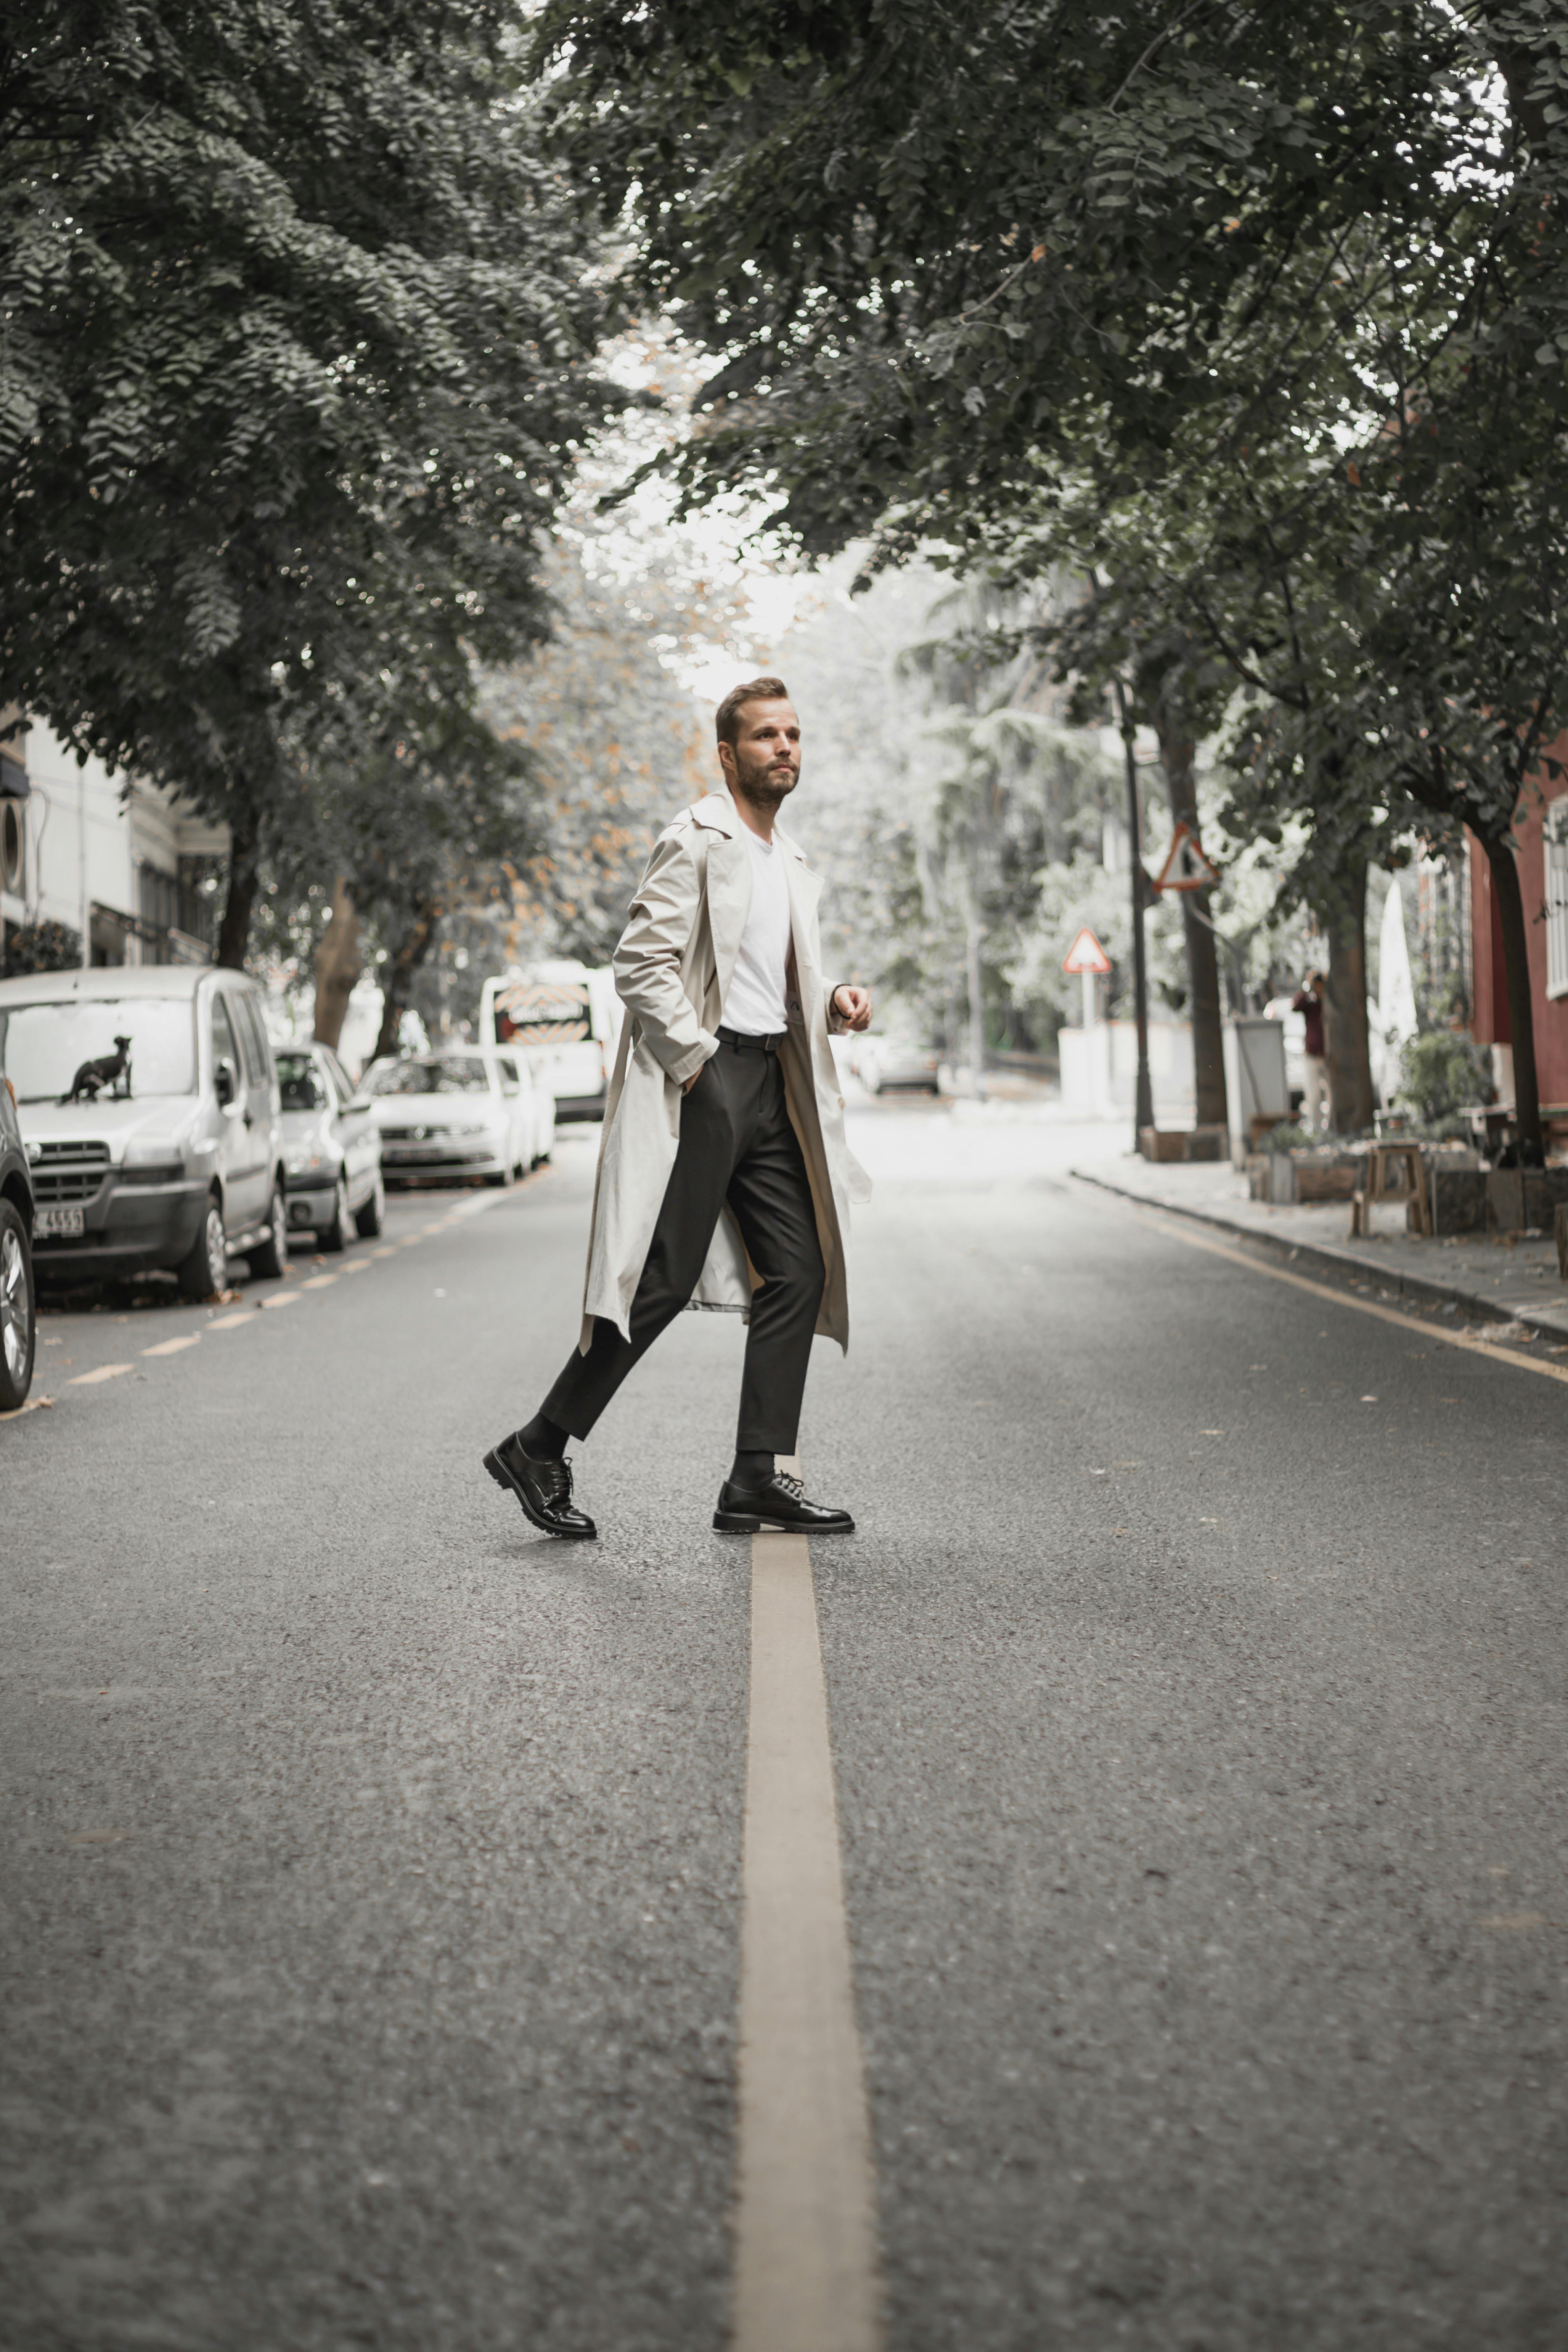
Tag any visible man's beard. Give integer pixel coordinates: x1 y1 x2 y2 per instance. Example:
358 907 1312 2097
734 756 798 812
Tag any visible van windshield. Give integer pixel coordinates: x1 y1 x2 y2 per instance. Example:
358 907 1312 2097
364 1055 492 1097
0 999 198 1103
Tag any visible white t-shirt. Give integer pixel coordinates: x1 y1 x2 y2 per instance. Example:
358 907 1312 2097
722 826 792 1035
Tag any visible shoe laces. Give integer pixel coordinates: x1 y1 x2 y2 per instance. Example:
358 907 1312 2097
774 1470 804 1502
534 1453 572 1502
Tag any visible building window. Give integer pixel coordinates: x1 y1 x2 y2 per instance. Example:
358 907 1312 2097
1547 801 1568 1002
0 799 23 896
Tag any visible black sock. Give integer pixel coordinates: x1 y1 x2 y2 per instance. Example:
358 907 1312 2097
730 1447 773 1488
519 1411 568 1460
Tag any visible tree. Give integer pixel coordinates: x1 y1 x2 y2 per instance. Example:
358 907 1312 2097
536 0 1568 1153
2 2 625 963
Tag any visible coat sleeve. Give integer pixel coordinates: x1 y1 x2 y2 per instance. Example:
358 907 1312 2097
825 979 850 1034
613 831 718 1087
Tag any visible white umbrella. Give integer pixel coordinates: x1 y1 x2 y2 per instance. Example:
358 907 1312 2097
1374 877 1419 1100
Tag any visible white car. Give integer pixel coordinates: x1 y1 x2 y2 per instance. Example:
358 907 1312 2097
363 1048 554 1188
275 1040 384 1247
856 1033 941 1096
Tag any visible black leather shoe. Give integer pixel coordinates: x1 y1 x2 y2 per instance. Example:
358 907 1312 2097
713 1470 854 1535
484 1430 597 1539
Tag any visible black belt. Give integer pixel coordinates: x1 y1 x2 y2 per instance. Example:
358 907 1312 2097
716 1026 786 1054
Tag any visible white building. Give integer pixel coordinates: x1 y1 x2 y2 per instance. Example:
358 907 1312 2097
0 716 228 969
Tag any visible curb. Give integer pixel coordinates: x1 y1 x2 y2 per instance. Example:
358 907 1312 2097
1070 1166 1567 1338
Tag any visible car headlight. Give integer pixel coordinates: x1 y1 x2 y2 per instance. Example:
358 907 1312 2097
285 1146 330 1175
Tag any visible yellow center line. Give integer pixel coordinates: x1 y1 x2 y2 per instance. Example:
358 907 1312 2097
734 1508 881 2352
300 1274 338 1290
140 1334 201 1357
206 1310 257 1330
259 1292 300 1310
1106 1195 1568 1386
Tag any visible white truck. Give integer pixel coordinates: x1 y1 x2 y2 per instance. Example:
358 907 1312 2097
477 960 620 1122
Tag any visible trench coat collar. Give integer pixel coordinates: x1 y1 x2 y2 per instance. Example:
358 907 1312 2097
688 789 813 868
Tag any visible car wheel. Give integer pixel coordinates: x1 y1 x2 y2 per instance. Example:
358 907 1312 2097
354 1169 385 1238
248 1180 289 1279
177 1194 228 1302
318 1170 350 1252
484 1162 516 1188
0 1201 36 1410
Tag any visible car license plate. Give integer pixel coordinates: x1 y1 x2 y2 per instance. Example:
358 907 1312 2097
35 1205 85 1238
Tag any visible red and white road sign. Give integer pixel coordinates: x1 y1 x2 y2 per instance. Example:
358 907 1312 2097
1151 821 1220 893
1061 925 1112 975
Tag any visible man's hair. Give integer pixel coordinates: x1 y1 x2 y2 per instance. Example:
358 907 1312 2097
715 675 790 750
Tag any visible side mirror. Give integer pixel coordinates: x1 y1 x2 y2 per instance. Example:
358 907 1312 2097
215 1059 237 1108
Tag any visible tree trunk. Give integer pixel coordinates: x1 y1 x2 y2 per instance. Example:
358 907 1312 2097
1157 716 1228 1129
965 909 986 1099
1321 856 1375 1133
215 799 260 971
372 903 439 1064
1479 830 1545 1163
313 878 361 1049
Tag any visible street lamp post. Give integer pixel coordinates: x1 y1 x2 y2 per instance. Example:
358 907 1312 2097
1114 677 1154 1147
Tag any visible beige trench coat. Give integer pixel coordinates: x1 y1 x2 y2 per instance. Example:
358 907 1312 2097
578 790 871 1352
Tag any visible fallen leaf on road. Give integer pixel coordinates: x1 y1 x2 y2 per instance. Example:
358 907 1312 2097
0 1394 52 1420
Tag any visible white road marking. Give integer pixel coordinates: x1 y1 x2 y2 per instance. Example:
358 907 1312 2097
300 1274 338 1289
67 1363 133 1385
259 1292 300 1310
207 1311 258 1330
140 1335 201 1357
734 1527 881 2352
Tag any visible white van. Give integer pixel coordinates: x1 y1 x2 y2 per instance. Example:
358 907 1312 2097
478 960 620 1122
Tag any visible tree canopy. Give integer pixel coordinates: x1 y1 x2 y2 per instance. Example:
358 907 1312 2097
2 0 626 958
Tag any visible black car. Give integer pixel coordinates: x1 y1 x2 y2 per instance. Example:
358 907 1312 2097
0 1071 36 1409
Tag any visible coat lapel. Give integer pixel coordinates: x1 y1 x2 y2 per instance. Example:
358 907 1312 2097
778 828 823 987
690 794 752 1007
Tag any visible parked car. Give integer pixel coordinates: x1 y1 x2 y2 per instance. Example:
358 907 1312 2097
363 1047 554 1187
275 1040 384 1248
0 966 287 1298
0 1070 36 1409
856 1033 941 1096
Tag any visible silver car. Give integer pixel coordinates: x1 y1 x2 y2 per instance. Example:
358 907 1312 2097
276 1041 385 1248
365 1047 554 1187
0 965 287 1298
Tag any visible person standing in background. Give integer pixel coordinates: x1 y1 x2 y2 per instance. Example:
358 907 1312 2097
1292 969 1327 1132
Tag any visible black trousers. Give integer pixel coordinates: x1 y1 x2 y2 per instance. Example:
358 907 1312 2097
543 1034 827 1455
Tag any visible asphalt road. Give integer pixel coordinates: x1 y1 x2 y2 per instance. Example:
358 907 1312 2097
3 1107 1565 2350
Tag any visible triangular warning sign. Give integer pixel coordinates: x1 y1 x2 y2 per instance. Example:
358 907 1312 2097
1152 821 1219 893
1061 925 1112 975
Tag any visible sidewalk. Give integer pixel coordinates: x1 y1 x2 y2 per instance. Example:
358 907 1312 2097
1074 1154 1568 1343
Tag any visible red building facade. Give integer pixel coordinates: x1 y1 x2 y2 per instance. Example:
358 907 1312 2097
1468 739 1568 1125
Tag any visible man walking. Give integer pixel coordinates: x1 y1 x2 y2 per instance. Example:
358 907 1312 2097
484 677 872 1540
